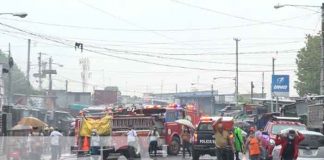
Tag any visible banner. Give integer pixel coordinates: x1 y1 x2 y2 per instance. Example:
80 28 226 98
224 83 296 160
80 115 112 136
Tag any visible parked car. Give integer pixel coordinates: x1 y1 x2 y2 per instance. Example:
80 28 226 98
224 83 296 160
272 130 324 160
263 116 307 160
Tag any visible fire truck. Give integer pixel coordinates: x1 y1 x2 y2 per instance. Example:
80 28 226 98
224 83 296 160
136 104 203 155
72 109 153 159
72 104 202 158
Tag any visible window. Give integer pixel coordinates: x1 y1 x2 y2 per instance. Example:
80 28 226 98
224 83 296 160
198 123 213 131
165 111 177 122
271 125 306 134
75 94 80 102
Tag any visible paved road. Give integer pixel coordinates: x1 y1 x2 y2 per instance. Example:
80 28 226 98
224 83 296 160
36 148 247 160
41 152 248 160
56 155 217 160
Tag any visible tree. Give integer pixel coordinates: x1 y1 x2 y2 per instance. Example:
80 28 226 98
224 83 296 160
295 34 321 96
0 52 39 96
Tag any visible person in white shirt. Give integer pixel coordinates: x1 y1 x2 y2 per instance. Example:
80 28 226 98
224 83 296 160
148 127 159 157
127 125 137 160
50 128 63 160
90 129 100 160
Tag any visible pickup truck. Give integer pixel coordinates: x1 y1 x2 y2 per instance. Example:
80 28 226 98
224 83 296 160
192 118 216 160
192 116 234 160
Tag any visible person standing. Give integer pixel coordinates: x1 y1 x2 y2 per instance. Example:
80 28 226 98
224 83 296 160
275 130 304 160
90 129 100 160
148 127 159 157
50 128 63 160
245 128 261 160
181 127 192 158
233 127 245 160
127 125 137 160
213 120 235 160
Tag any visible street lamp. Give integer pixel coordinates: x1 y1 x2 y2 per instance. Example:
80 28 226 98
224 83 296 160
52 63 64 67
0 12 28 18
274 4 320 9
274 3 324 95
213 77 235 80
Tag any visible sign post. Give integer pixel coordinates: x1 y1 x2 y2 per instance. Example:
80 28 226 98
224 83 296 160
271 75 290 112
271 75 290 97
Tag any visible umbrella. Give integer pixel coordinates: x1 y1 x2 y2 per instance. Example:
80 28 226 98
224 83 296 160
18 117 47 127
175 119 195 129
10 124 32 130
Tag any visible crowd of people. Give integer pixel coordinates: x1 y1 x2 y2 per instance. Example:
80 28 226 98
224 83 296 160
143 118 305 160
213 118 304 160
11 127 64 160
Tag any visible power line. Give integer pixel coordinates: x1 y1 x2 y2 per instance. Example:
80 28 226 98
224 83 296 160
0 11 317 32
0 27 299 68
77 0 184 43
0 22 297 73
78 40 303 51
170 0 315 31
85 44 296 66
0 24 300 67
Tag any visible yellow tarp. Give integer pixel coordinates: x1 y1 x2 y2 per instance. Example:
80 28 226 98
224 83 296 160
80 115 112 136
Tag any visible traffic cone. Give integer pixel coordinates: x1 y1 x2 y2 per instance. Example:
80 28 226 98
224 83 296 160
82 136 90 152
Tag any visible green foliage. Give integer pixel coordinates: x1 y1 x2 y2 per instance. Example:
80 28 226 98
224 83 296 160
0 52 39 95
295 35 321 96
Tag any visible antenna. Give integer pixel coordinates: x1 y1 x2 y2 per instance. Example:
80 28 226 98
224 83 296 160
79 57 90 92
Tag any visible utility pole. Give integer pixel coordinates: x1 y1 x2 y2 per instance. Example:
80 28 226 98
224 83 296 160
65 80 68 108
65 80 68 92
211 84 215 115
320 3 324 95
26 39 31 95
234 38 240 107
262 72 265 98
160 80 163 99
48 57 53 92
37 52 43 90
271 52 277 113
175 84 178 93
251 81 254 103
272 58 275 75
8 43 12 105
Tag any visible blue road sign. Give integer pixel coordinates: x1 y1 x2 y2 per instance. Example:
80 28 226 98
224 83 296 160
272 75 289 97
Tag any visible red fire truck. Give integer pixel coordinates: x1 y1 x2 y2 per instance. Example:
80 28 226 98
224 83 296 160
136 104 203 155
72 104 203 158
72 109 154 159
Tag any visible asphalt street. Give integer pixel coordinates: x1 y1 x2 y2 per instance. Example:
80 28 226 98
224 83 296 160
40 152 248 160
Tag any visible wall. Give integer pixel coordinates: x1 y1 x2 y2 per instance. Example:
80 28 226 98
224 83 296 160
52 91 91 108
67 92 91 106
53 90 67 108
93 90 118 105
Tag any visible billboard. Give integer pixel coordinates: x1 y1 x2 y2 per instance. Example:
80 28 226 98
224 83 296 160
272 75 289 97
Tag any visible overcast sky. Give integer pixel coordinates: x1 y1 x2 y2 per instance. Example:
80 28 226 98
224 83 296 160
0 0 322 97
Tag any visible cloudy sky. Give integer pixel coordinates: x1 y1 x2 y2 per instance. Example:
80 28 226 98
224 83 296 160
0 0 322 97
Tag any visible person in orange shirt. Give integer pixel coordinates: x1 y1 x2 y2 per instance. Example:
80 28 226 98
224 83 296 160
245 128 261 160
